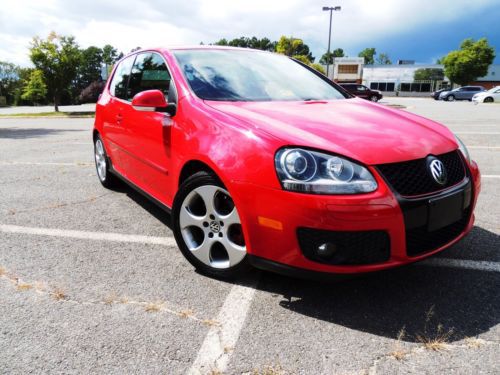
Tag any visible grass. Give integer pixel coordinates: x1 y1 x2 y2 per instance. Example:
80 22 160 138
416 306 454 351
0 111 95 118
16 283 34 291
145 301 165 313
390 327 408 360
179 309 194 318
51 288 67 301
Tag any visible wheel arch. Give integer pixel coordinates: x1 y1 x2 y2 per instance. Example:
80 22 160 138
178 159 222 187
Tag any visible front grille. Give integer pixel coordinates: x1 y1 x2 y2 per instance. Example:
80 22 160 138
297 228 390 265
406 208 471 257
376 151 466 197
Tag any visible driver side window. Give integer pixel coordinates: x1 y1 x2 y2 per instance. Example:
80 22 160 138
127 52 171 101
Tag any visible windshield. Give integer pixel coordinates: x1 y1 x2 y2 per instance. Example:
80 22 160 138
173 49 347 102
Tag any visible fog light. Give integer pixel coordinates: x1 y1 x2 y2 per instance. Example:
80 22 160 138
317 243 337 258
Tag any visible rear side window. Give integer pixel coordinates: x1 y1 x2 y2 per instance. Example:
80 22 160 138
109 56 135 100
128 53 171 100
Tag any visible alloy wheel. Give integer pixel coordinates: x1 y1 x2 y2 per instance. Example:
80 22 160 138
95 139 107 181
179 185 246 269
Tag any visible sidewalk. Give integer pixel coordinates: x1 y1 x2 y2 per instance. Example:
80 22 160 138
0 103 95 115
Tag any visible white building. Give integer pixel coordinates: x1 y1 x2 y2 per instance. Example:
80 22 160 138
322 57 364 83
362 64 448 95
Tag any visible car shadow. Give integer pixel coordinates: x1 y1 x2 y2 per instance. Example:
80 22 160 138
111 181 499 343
0 127 84 139
252 226 500 343
108 181 173 229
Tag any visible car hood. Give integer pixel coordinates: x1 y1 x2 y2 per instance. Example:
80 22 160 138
205 98 457 165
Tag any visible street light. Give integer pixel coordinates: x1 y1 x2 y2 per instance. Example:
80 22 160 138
323 6 341 79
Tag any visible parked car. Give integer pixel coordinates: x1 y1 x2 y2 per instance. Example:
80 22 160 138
439 86 486 101
339 83 382 102
430 88 450 100
472 86 500 104
93 47 480 279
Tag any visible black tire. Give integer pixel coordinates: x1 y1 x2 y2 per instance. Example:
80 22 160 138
172 171 251 279
94 134 119 189
369 95 379 102
484 97 494 103
446 95 455 102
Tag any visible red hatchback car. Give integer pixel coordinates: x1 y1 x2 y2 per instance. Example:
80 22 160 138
93 47 481 279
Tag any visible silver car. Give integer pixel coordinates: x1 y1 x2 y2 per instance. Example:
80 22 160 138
439 86 486 101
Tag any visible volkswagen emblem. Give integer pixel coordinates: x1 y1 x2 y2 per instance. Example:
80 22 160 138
209 221 220 233
428 158 447 185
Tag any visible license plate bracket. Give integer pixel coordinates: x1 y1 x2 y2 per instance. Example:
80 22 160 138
428 190 464 231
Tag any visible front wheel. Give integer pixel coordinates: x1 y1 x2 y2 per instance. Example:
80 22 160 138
484 97 494 103
446 95 455 102
172 171 250 278
369 95 379 102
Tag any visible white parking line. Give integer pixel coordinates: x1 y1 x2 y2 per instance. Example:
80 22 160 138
468 146 500 150
454 132 500 135
0 224 177 247
482 175 500 179
0 161 92 166
419 258 500 272
188 280 258 375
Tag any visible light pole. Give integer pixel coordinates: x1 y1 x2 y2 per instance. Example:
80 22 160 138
322 6 341 79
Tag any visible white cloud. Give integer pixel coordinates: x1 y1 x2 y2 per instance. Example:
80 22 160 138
0 0 497 66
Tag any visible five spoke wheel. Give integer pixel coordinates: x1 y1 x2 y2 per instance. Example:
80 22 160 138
179 185 246 269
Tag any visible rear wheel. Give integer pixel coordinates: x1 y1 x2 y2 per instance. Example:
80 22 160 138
172 171 250 278
446 95 455 102
484 97 494 103
94 135 118 188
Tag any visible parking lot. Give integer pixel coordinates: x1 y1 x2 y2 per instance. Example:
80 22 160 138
0 98 499 374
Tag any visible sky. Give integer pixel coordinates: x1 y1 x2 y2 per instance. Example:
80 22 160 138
1 0 499 67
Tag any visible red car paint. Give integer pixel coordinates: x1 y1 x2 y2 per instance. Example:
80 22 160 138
94 47 480 275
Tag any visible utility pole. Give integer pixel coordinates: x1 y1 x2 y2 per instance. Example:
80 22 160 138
322 6 341 79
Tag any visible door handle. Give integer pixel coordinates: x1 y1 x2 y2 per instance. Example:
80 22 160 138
116 113 123 124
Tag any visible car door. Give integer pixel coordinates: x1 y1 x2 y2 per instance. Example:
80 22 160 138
121 52 175 204
356 85 369 99
102 55 136 176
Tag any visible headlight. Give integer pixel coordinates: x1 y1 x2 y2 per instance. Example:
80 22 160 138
275 148 377 194
454 135 470 162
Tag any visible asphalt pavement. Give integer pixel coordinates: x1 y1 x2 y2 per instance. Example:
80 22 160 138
0 98 499 374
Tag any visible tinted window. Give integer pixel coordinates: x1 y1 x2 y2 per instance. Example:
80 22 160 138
357 85 367 91
128 53 171 100
173 49 346 101
109 56 135 99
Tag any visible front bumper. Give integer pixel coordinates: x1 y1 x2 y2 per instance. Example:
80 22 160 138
231 160 481 275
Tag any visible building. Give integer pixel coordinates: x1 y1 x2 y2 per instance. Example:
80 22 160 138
472 64 500 90
323 57 364 83
362 64 447 96
362 63 500 95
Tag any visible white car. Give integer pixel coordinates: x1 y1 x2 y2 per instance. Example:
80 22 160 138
472 86 500 104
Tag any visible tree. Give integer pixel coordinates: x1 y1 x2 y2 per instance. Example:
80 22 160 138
319 48 344 65
75 46 103 95
102 44 119 66
414 68 444 81
311 63 326 75
0 61 20 104
358 48 376 65
376 52 392 65
213 37 276 51
21 69 47 104
276 36 314 62
442 38 495 85
29 32 81 111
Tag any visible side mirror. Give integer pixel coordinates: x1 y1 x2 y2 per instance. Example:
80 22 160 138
132 90 177 116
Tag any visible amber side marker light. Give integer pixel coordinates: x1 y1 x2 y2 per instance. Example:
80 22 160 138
258 216 283 231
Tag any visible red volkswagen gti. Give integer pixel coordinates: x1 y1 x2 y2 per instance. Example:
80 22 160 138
93 47 481 279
